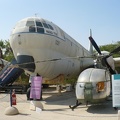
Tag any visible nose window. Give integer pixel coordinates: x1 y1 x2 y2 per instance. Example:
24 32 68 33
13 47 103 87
43 23 49 29
37 27 44 33
26 19 45 33
14 21 26 28
36 20 44 33
29 26 36 32
26 21 35 27
26 20 36 32
36 21 43 27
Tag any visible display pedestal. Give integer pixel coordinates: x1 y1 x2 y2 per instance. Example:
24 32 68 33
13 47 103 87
4 106 19 115
30 101 43 111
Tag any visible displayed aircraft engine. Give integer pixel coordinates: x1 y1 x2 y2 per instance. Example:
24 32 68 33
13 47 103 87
76 68 111 104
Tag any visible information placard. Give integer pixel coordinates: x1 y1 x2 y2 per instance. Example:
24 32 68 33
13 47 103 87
112 74 120 107
30 76 42 100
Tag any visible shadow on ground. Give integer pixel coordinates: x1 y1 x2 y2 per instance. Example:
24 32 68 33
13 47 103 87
44 90 76 105
43 87 118 114
86 102 118 114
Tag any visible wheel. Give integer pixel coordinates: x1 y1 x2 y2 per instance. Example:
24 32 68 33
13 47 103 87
42 84 49 88
26 87 33 100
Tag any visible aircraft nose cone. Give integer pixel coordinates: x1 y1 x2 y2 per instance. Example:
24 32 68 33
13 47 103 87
17 55 35 72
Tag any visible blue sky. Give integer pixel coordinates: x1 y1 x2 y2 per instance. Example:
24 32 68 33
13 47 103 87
0 0 120 49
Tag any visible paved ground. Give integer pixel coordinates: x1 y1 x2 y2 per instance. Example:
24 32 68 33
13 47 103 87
0 87 119 120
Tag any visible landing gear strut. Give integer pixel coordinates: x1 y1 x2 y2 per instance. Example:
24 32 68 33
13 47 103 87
69 100 82 111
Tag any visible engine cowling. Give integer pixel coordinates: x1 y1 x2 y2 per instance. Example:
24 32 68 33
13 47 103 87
76 68 111 104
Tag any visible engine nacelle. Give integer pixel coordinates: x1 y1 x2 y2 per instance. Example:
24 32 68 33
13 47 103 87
76 68 111 104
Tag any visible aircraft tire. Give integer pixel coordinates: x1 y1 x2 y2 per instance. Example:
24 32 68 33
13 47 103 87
26 87 32 100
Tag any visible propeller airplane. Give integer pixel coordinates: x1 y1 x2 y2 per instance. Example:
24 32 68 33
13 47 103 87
7 17 120 109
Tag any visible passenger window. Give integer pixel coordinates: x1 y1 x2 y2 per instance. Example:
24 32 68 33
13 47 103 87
48 24 54 30
36 21 43 27
26 21 35 27
43 23 49 29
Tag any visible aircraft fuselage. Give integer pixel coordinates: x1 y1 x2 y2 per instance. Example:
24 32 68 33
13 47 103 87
9 17 94 80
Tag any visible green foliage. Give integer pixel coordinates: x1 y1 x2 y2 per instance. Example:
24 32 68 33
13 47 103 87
0 39 14 61
0 40 5 49
65 77 77 85
99 41 120 57
92 41 120 72
15 73 29 85
0 39 28 84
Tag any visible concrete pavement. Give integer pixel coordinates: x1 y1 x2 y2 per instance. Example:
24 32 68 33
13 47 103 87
0 87 119 120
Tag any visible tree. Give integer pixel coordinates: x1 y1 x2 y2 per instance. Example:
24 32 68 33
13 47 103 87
99 42 120 73
0 39 14 61
0 40 5 59
3 40 14 61
0 39 29 85
99 42 120 57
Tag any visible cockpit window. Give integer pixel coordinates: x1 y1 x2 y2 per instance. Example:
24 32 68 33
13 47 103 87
15 21 26 28
48 24 54 30
37 27 44 33
43 23 49 29
29 26 35 32
26 21 35 27
36 21 43 27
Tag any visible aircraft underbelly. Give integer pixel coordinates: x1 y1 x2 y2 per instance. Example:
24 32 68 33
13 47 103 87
34 49 81 79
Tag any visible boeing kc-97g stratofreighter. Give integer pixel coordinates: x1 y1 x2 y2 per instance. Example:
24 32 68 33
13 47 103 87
4 16 120 109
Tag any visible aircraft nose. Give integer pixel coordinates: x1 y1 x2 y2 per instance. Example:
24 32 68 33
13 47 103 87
17 55 35 72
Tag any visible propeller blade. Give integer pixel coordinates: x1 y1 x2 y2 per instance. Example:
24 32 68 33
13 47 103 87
89 36 102 55
90 29 92 37
102 56 116 74
110 46 120 54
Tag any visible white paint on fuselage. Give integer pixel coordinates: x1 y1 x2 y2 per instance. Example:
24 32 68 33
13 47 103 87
9 17 94 80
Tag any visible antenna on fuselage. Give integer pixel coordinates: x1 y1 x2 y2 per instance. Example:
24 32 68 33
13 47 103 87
35 13 38 17
89 29 94 55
